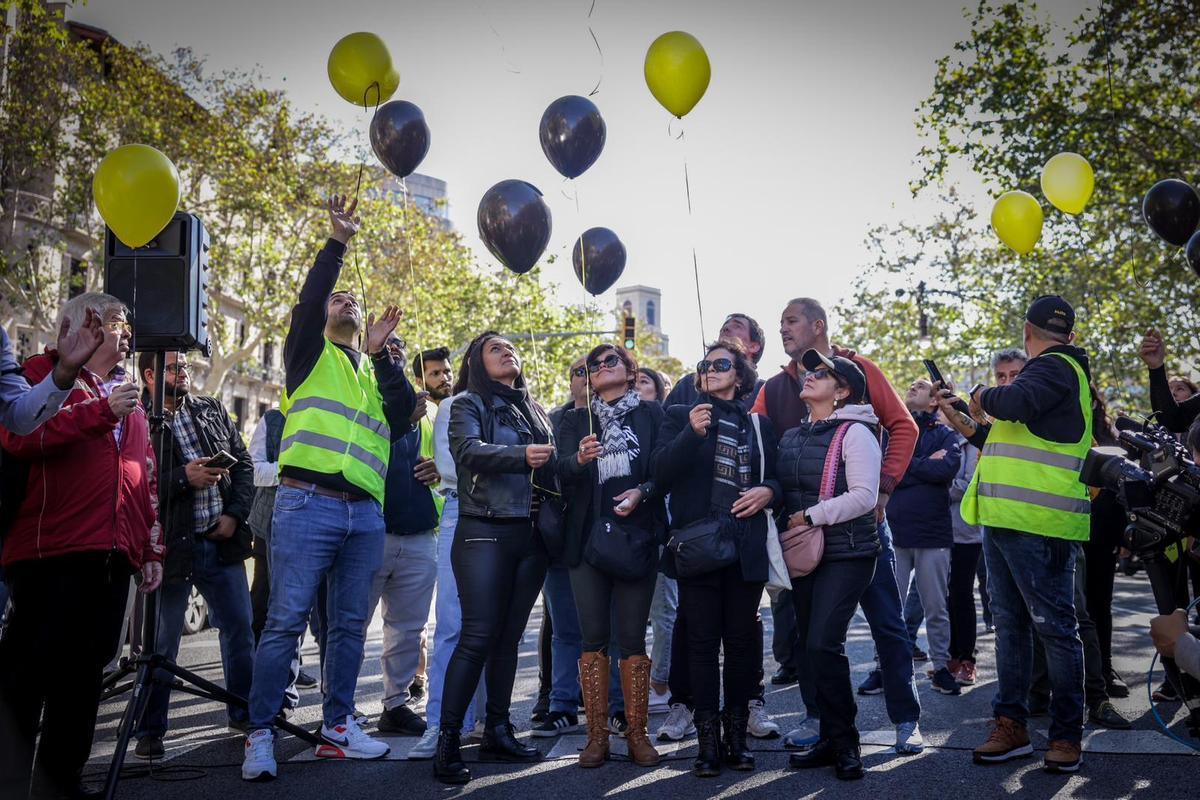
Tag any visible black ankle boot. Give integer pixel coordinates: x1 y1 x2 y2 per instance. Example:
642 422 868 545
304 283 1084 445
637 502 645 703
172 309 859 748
693 712 722 777
479 722 543 763
433 728 470 785
721 709 754 771
789 738 835 769
835 745 865 780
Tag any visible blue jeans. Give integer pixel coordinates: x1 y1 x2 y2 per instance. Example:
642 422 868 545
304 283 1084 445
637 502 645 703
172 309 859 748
984 527 1084 744
542 565 583 714
649 574 678 685
137 538 255 738
425 495 486 732
248 486 385 730
855 520 921 725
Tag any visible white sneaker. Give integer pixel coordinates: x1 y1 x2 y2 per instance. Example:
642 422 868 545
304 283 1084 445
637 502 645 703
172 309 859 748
747 699 780 739
895 721 924 754
648 686 670 714
783 718 820 751
242 729 277 782
315 715 390 760
408 725 439 760
657 703 696 741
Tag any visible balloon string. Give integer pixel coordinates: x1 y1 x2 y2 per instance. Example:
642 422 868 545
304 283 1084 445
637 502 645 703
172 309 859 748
586 0 603 97
400 177 427 390
519 271 542 396
680 129 707 349
475 0 522 74
350 81 382 326
572 181 594 437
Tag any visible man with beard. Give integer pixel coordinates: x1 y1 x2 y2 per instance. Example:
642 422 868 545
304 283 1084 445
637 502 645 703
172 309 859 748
243 195 416 781
133 350 257 759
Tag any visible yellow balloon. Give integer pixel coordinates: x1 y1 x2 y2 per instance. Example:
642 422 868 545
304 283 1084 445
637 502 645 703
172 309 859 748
644 31 711 118
991 191 1043 255
92 145 181 248
1041 152 1094 215
327 32 398 107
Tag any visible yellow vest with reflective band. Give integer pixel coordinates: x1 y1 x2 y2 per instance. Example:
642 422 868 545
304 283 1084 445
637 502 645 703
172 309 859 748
961 351 1093 540
417 410 444 518
279 339 390 505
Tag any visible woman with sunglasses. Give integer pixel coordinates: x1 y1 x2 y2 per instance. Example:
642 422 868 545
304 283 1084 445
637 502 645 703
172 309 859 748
652 339 780 778
780 349 881 781
556 345 666 768
436 333 556 784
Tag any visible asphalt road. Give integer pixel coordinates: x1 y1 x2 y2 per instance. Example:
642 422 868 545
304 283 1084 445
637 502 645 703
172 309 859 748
85 572 1197 800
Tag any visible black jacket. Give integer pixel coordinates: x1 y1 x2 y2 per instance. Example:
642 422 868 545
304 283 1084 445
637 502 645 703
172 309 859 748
384 422 438 535
652 401 781 582
887 411 961 549
1148 365 1200 433
978 345 1092 444
777 417 880 562
152 395 255 583
450 392 556 519
555 401 666 568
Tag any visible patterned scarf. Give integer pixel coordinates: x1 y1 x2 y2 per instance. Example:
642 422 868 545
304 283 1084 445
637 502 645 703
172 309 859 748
710 396 752 511
592 390 641 483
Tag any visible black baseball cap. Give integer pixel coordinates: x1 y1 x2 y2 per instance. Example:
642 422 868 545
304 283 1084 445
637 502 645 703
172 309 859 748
1026 295 1075 336
801 349 867 404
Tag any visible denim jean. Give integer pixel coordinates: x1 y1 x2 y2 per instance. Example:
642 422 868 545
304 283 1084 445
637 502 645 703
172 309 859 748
983 526 1084 744
903 583 923 644
138 538 255 738
248 486 385 730
851 519 920 725
542 565 583 714
425 495 485 732
648 573 678 685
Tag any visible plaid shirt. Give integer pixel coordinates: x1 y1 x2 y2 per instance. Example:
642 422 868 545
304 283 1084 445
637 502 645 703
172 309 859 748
171 396 223 534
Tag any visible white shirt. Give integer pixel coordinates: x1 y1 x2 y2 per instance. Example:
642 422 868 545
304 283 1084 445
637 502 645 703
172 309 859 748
249 414 279 487
433 392 463 493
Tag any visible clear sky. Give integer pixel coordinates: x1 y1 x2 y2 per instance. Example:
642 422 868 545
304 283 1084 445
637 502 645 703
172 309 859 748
69 0 1089 369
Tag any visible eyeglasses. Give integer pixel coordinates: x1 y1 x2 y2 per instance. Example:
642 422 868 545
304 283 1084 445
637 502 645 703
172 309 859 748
570 366 587 379
104 320 132 335
587 354 621 374
165 362 190 375
807 368 832 380
696 358 733 374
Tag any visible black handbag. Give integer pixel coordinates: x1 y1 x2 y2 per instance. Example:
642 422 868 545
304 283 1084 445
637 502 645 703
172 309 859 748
581 473 656 580
666 516 738 578
536 494 567 561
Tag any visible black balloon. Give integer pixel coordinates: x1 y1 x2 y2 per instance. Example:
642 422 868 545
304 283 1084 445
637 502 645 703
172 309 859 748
1143 178 1200 247
539 95 606 179
370 101 430 179
1187 230 1200 279
477 180 552 275
572 227 626 295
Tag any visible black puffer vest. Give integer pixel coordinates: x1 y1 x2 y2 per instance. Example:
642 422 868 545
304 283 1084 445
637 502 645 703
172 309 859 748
777 417 880 562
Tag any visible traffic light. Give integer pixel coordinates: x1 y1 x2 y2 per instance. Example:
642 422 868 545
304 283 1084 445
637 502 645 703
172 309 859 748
622 315 636 349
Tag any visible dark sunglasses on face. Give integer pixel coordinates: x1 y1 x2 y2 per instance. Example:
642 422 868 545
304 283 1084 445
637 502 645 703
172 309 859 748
807 368 832 380
697 358 734 375
570 366 587 378
587 354 621 374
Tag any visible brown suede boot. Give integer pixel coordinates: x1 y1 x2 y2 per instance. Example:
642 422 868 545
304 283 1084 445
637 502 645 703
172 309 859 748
620 655 661 767
578 651 610 768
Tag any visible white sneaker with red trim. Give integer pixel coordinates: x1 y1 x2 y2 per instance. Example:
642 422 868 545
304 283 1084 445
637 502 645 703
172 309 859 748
315 715 390 760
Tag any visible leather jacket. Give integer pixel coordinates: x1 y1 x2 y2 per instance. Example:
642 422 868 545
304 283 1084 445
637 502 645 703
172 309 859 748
449 392 556 519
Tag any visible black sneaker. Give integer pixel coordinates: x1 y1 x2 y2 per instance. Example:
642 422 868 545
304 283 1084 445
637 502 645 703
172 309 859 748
377 705 427 736
530 692 551 724
295 670 318 689
608 712 628 737
1152 680 1180 702
531 711 579 737
1089 700 1132 730
857 670 884 695
912 646 929 662
931 667 961 696
134 736 164 760
771 665 798 685
409 676 426 701
1105 669 1130 699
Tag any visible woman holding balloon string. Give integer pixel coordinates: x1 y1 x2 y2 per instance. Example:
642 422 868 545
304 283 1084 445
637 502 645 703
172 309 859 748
436 333 556 785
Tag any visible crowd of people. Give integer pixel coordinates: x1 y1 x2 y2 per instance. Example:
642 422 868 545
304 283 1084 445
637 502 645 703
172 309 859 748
2 194 1200 798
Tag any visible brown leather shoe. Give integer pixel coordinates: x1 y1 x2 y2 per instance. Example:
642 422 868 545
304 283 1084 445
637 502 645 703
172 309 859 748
972 716 1033 764
620 655 661 767
1044 739 1082 774
578 652 610 768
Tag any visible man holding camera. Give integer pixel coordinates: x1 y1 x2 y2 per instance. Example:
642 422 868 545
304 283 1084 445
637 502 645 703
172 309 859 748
957 296 1092 774
133 350 257 760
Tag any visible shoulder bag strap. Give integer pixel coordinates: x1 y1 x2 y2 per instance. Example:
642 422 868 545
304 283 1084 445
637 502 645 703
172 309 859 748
818 422 853 501
751 413 765 485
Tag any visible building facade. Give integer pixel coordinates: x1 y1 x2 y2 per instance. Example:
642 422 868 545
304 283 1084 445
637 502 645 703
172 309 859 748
615 284 669 356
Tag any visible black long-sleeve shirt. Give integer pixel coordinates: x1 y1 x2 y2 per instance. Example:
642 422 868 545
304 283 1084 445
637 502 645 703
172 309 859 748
280 239 416 495
978 345 1092 445
1148 365 1200 433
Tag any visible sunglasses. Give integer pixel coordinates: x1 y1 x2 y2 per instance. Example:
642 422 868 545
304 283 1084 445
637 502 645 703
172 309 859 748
587 354 621 374
696 358 733 374
807 368 832 380
570 365 587 379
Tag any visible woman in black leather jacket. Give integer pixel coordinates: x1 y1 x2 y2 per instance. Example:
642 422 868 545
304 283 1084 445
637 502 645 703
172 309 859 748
434 333 556 785
779 350 881 781
652 339 779 778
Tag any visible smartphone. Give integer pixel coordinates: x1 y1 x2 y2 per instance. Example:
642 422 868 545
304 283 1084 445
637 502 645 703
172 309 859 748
922 359 945 386
206 449 237 470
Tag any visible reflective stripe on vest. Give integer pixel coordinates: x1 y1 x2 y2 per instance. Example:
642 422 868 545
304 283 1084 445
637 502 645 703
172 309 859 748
960 351 1093 541
279 339 390 504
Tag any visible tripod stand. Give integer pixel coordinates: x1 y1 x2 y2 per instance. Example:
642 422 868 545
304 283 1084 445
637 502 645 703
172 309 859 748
100 351 319 800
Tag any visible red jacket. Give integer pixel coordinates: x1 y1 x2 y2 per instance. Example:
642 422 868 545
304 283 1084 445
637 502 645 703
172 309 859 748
751 347 918 495
0 351 163 569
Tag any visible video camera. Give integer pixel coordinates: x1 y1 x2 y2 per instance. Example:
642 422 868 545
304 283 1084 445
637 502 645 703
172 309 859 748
1080 419 1200 556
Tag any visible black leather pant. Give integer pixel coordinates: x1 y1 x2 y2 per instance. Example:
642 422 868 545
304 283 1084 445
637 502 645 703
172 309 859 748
440 516 548 730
